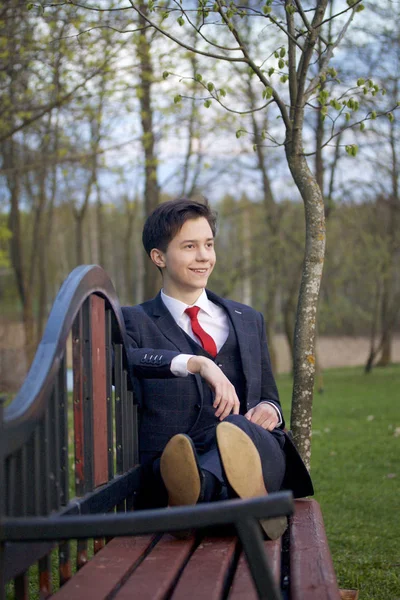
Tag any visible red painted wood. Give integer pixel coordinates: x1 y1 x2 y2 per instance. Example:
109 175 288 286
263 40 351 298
38 554 52 598
53 535 155 599
90 295 108 488
114 534 196 600
290 499 341 600
172 536 237 600
229 539 281 599
58 541 72 587
94 537 105 554
72 313 85 496
76 541 88 571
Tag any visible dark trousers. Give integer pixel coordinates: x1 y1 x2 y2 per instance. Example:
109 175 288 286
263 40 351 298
140 415 286 507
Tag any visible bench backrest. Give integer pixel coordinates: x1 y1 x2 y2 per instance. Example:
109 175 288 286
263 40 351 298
0 265 139 598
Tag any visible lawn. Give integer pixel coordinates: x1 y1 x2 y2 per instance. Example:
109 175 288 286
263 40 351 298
277 364 400 600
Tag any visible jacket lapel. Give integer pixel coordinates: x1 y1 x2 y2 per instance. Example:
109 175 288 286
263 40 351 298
149 292 203 398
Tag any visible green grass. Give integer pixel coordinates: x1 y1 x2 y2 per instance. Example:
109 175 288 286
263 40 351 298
277 364 400 600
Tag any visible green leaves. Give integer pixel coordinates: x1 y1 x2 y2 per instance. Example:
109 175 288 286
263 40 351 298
317 89 329 106
285 4 296 15
163 71 169 80
207 81 214 92
174 94 182 104
177 16 185 26
204 99 212 108
195 73 202 82
330 99 342 111
262 86 273 99
345 144 358 157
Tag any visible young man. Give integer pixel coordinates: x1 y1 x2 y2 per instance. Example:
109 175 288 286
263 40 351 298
122 199 313 539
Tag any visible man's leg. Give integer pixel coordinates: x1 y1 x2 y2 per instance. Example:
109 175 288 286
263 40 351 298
220 414 286 493
215 415 287 539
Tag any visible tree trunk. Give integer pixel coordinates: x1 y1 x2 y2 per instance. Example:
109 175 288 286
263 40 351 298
286 147 326 469
137 8 160 301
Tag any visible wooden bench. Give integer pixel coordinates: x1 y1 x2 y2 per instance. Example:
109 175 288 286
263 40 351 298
0 265 357 600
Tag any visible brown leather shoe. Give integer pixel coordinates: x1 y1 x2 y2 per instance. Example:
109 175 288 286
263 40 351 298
160 434 204 507
216 422 287 540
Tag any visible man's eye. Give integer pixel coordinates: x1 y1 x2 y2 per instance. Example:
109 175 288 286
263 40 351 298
185 244 194 249
207 243 214 248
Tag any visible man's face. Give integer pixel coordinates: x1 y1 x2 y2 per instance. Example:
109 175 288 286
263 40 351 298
152 217 216 300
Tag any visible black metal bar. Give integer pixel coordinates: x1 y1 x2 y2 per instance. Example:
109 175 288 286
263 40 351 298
1 492 294 541
50 381 60 511
121 370 129 473
25 435 35 517
34 426 42 516
0 543 5 600
14 572 28 599
132 403 139 467
82 298 94 494
58 355 69 507
105 308 114 480
114 344 123 476
7 454 19 517
21 445 28 517
236 518 282 600
42 407 51 515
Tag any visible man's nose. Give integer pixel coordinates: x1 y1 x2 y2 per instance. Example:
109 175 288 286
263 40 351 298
196 246 208 260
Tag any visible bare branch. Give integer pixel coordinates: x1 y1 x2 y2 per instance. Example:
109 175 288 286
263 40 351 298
215 0 291 130
305 7 359 100
128 1 247 62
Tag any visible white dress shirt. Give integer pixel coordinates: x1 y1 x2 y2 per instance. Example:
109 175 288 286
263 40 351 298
160 289 282 425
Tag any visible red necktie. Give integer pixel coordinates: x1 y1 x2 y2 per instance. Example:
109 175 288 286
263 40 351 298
185 306 217 358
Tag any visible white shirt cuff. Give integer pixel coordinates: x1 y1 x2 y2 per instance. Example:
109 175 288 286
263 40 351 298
260 401 283 427
170 354 194 377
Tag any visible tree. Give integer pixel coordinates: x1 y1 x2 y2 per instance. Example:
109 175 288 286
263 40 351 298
116 0 400 465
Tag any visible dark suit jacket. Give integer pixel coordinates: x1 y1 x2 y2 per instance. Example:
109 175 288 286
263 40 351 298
122 290 313 498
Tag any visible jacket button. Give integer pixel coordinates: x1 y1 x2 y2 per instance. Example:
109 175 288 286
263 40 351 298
218 363 223 368
195 403 201 410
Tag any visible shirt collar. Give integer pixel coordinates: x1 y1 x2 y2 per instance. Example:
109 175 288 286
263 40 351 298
160 289 214 322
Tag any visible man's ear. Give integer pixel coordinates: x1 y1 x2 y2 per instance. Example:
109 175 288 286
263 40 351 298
150 248 166 269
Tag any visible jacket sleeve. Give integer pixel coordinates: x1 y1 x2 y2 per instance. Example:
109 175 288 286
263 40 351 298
122 307 180 379
258 311 286 430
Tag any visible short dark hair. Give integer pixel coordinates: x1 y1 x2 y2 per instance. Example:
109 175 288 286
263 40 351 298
142 198 217 256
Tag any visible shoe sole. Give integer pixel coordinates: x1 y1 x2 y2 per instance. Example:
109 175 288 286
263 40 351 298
160 434 201 506
216 422 287 540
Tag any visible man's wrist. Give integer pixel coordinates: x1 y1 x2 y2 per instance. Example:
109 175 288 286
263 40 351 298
260 401 282 426
170 354 195 377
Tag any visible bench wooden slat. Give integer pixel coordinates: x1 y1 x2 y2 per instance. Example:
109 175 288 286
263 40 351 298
290 499 341 600
171 536 237 599
52 535 155 600
229 539 281 599
113 534 196 600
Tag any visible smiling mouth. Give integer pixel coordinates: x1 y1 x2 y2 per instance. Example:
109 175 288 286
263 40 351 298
190 268 208 274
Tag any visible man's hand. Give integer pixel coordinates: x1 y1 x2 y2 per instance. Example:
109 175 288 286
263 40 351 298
187 356 240 420
245 403 279 431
